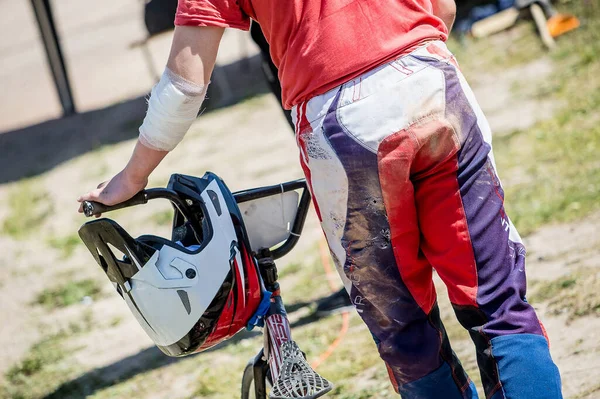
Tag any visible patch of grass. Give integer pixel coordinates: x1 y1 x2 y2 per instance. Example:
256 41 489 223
47 233 82 259
33 278 103 310
1 313 95 399
495 123 600 235
442 310 472 344
188 377 218 397
571 337 585 355
10 264 44 278
3 333 71 399
55 268 78 280
108 315 123 328
306 316 389 390
69 309 95 334
150 209 173 226
329 385 391 399
2 180 53 239
529 275 578 303
279 254 332 305
1 331 80 399
467 1 600 235
450 3 600 235
87 150 110 180
531 270 600 321
278 261 302 279
448 22 546 73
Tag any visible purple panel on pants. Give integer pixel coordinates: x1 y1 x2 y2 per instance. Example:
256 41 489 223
412 55 543 338
320 92 445 384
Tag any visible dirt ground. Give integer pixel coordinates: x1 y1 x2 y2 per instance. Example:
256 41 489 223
1 3 599 399
1 80 599 399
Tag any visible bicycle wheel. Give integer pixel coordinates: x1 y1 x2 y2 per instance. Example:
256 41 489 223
241 360 272 399
241 361 254 399
530 3 556 49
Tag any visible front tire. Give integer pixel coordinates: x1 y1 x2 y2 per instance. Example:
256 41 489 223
241 360 254 399
241 359 272 399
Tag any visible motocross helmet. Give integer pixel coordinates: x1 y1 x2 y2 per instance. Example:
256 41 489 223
78 173 264 357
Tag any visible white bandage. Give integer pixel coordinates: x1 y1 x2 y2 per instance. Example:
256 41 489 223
139 68 207 151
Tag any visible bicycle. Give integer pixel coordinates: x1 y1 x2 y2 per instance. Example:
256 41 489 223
80 174 333 399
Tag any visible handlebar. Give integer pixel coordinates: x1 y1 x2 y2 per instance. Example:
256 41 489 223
233 179 307 204
82 192 147 217
233 179 311 259
81 178 311 260
82 188 188 217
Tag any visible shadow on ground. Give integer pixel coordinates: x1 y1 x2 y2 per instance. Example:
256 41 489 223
42 299 327 398
0 54 268 185
42 330 260 399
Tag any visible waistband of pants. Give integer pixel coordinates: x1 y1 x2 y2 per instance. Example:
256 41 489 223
292 40 456 130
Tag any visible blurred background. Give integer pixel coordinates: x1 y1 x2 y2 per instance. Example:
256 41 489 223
0 0 598 398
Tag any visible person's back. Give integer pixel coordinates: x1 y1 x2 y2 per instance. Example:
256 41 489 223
175 0 447 108
79 1 564 398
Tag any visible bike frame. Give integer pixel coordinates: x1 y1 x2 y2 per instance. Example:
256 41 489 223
235 180 311 399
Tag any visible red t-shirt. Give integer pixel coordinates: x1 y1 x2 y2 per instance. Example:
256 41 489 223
176 1 447 109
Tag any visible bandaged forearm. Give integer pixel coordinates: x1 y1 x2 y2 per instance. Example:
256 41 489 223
139 68 207 151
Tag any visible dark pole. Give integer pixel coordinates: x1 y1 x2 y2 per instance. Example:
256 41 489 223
30 0 76 116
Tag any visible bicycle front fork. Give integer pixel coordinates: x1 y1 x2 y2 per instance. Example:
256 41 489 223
253 251 332 399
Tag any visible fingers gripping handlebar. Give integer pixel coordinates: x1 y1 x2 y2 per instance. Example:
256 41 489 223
82 192 148 217
81 188 187 217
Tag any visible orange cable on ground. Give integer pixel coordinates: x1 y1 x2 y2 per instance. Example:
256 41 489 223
310 237 350 370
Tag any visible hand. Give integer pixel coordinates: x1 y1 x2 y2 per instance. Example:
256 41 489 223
77 169 148 215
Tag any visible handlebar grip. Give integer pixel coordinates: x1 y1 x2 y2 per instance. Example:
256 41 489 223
82 191 149 217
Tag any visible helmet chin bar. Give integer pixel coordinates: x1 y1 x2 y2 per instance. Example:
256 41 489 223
80 173 258 355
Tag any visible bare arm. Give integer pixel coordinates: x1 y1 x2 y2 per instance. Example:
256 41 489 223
78 26 224 210
432 0 457 32
167 26 224 87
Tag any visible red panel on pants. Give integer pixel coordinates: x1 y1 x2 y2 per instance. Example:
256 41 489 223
377 117 478 312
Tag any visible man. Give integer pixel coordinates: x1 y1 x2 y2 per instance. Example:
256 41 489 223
78 1 562 397
250 22 293 129
250 21 353 315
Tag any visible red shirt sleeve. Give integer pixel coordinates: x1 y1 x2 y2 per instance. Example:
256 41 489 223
175 0 250 31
